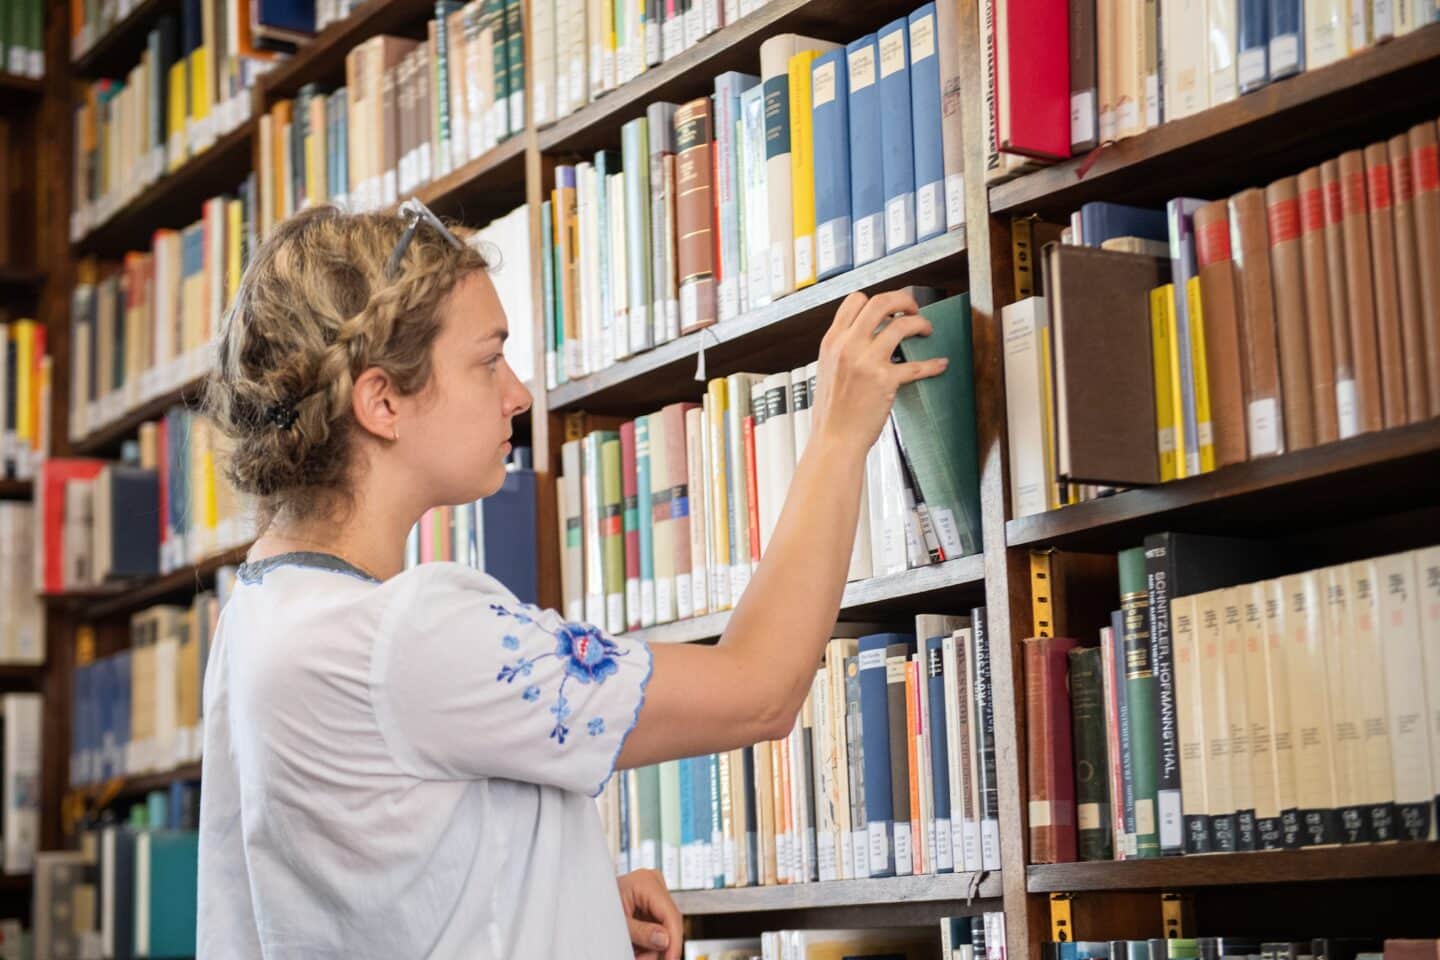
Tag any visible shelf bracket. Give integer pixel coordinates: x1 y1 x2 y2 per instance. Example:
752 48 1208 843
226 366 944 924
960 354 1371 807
1161 892 1193 939
1049 892 1074 943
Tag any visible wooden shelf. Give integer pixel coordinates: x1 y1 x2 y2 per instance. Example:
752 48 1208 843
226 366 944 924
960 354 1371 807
69 375 207 458
0 72 42 105
0 874 32 892
74 118 256 258
625 555 987 646
1004 418 1440 555
0 664 43 687
0 264 44 288
538 0 951 157
72 0 182 79
0 480 31 501
548 229 967 416
673 872 1003 916
45 544 249 620
990 26 1440 218
74 762 204 804
260 0 435 99
1026 842 1440 892
414 135 530 226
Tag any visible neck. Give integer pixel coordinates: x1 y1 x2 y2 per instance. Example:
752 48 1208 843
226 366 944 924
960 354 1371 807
253 487 418 582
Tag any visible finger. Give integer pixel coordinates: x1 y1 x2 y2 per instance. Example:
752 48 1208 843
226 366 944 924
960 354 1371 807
628 917 672 955
892 356 951 384
871 311 934 358
854 290 921 337
830 290 870 333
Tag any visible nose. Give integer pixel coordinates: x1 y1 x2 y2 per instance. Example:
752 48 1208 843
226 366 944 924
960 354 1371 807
507 366 534 417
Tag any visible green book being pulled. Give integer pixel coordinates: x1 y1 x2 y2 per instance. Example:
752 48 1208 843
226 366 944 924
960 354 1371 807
1068 645 1113 860
890 292 982 560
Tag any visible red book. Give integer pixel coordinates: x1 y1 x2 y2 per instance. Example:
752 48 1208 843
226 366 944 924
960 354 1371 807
39 458 106 593
619 421 641 632
1025 634 1079 864
743 414 761 569
997 0 1071 161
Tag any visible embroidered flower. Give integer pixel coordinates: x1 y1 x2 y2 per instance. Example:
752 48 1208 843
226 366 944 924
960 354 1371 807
553 622 623 684
502 634 520 650
523 685 541 702
587 717 606 737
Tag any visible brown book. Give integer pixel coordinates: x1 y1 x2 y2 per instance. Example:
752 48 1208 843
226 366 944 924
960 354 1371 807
1043 242 1169 486
447 5 471 172
1320 160 1359 438
1409 121 1440 418
1263 178 1316 451
1228 188 1286 457
1192 200 1249 466
0 119 9 265
935 0 967 228
1025 635 1079 864
1384 942 1440 960
1363 141 1407 427
1296 168 1340 444
1337 149 1385 433
1069 0 1099 153
661 402 696 612
1389 133 1430 423
674 97 717 335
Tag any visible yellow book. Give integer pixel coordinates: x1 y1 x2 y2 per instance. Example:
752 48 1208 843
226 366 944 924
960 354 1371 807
1185 275 1216 473
788 50 823 290
1149 285 1179 482
12 322 34 452
167 60 189 170
188 45 212 134
200 422 219 538
270 100 294 224
305 95 325 207
226 198 243 309
705 380 731 612
1038 309 1061 511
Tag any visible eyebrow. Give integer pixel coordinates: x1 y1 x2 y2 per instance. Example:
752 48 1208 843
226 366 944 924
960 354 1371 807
478 328 509 345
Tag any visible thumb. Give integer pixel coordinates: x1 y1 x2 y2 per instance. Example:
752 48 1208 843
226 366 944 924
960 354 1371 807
628 916 671 954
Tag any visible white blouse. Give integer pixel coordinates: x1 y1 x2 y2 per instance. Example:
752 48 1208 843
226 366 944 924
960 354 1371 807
197 553 653 959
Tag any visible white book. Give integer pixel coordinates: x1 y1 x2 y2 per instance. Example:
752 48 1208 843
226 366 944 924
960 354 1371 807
685 407 710 617
941 631 967 871
581 436 606 626
1321 564 1367 841
1207 0 1239 106
1416 546 1440 828
608 171 631 361
811 670 836 882
1219 589 1254 846
1196 591 1238 849
866 420 909 577
1162 0 1209 120
756 371 795 555
738 84 772 313
828 640 855 880
1000 297 1053 520
1375 551 1437 839
1284 571 1341 846
1241 584 1281 846
1173 595 1210 850
1372 0 1396 38
1351 0 1374 48
1306 0 1351 67
2 694 41 874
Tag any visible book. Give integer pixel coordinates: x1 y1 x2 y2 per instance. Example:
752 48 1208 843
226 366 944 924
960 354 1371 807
789 49 825 290
1026 635 1080 863
1264 177 1317 452
878 18 917 255
673 98 717 335
1387 132 1431 422
1337 148 1386 433
812 50 853 281
909 4 947 243
995 0 1070 160
847 34 885 269
1192 200 1249 467
1229 188 1286 457
1364 141 1409 429
1296 167 1343 445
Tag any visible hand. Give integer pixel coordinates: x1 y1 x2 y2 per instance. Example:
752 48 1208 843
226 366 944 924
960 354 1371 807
810 289 949 454
617 868 683 960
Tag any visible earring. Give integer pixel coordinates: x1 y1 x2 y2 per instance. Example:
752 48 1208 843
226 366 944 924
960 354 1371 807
392 427 400 442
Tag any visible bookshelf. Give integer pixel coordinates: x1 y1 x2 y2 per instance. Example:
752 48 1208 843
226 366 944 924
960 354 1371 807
0 72 42 105
19 0 1440 952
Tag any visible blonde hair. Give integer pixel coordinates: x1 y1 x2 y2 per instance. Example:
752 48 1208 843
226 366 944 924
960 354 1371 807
205 204 488 522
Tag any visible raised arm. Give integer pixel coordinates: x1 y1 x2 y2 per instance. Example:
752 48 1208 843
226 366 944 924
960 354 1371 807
617 289 948 769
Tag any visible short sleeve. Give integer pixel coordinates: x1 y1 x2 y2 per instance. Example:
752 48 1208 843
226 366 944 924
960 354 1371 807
370 564 652 797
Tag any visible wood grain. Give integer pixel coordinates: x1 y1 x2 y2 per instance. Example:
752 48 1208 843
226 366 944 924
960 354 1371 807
45 544 250 621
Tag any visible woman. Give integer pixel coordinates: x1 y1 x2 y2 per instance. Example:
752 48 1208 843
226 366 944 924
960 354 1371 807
197 202 946 959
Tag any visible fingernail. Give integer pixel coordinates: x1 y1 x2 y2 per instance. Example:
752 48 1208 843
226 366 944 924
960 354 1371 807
651 930 670 949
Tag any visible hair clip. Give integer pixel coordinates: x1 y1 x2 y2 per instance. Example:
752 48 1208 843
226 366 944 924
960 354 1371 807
385 198 464 279
266 401 299 431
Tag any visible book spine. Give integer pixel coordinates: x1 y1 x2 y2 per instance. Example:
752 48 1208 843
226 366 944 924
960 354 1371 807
845 654 871 878
1415 547 1440 830
1375 552 1437 840
973 608 1002 870
599 434 626 635
713 75 746 321
650 412 675 624
1408 123 1440 418
674 98 716 334
1363 142 1408 428
1173 596 1212 853
789 52 821 290
723 375 752 600
1347 560 1398 840
1237 0 1269 93
858 637 895 877
705 380 731 611
1321 564 1368 843
812 53 853 281
1264 177 1317 452
636 417 656 628
846 37 884 270
1263 576 1303 847
909 5 946 242
1166 199 1205 477
1284 573 1341 846
739 86 772 310
1297 168 1342 444
1208 0 1239 104
935 0 967 228
1143 536 1184 856
1387 133 1431 423
1119 548 1159 857
762 42 796 298
685 407 709 616
878 20 916 254
1026 636 1079 863
887 645 915 876
1228 188 1285 457
1069 646 1113 860
1100 624 1131 857
1268 0 1303 77
925 637 954 872
1338 149 1386 432
620 421 642 632
1069 0 1099 151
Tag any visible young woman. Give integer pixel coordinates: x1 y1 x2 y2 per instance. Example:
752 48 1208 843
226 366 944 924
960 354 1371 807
197 203 947 959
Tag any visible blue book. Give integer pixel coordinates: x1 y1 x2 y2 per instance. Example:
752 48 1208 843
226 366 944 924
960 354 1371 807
1166 198 1208 479
617 770 631 869
877 17 916 255
691 755 712 887
678 756 696 886
908 3 946 242
1238 0 1270 93
713 72 758 318
811 49 852 281
846 35 885 268
147 790 169 830
1079 201 1168 247
148 830 200 958
1267 0 1303 79
113 651 133 779
708 754 724 886
924 635 953 873
479 468 539 604
857 632 903 877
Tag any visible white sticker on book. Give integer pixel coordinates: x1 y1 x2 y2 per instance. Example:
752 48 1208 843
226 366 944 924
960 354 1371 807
1145 75 1160 127
1078 802 1102 831
1237 47 1267 89
1247 397 1281 456
1158 791 1182 849
917 181 942 237
606 595 625 635
886 194 914 252
855 215 879 265
769 243 788 295
719 277 739 322
625 582 641 630
819 835 837 882
866 821 891 875
930 506 965 559
1135 797 1157 836
878 29 906 78
1071 90 1097 146
894 822 913 876
675 575 693 620
1336 379 1359 438
817 221 839 276
981 819 1001 870
680 282 699 330
1270 34 1300 74
1116 98 1139 135
794 235 814 284
1028 800 1053 827
848 46 876 91
858 647 887 671
935 818 953 872
909 13 936 61
656 576 674 623
812 60 837 108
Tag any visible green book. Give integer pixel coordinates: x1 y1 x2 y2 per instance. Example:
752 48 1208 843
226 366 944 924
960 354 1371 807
582 432 609 625
600 433 626 634
485 0 508 141
540 199 557 387
1068 645 1113 861
891 292 983 560
505 0 524 134
620 116 653 352
1119 546 1160 857
636 764 662 871
659 760 682 887
148 830 200 958
435 2 463 176
635 415 656 627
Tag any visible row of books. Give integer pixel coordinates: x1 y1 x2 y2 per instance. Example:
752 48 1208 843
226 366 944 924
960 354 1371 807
0 693 43 875
39 418 253 595
1 316 50 481
1044 939 1440 960
599 615 1004 889
404 453 540 604
69 179 256 444
0 503 42 665
1025 538 1440 865
542 5 967 386
556 292 980 636
36 787 201 960
70 2 267 241
1003 117 1440 519
0 0 43 79
684 915 1007 960
71 0 318 61
984 0 1440 181
70 576 235 788
531 0 772 127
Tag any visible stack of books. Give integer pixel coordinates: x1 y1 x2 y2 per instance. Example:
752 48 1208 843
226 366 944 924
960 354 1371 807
0 0 44 79
599 614 1003 889
1004 117 1440 519
557 292 980 637
542 2 968 385
1042 938 1439 960
0 316 51 480
0 503 42 664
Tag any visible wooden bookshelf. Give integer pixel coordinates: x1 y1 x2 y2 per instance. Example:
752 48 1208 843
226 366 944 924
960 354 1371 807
1005 418 1440 554
989 25 1440 219
673 872 1003 917
0 664 44 687
0 479 31 500
71 762 203 804
548 229 967 415
1026 843 1440 893
69 374 207 457
71 0 181 79
73 116 256 258
44 544 249 620
0 265 44 289
0 72 42 105
415 135 530 226
259 0 437 99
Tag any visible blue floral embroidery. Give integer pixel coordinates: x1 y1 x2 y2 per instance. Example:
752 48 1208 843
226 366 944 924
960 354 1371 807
491 603 631 745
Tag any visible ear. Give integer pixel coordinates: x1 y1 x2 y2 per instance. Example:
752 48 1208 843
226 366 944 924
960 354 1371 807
351 366 399 441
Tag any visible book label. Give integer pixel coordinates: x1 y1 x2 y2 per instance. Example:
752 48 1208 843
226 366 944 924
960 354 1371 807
929 506 964 559
847 45 877 91
794 237 814 287
867 821 893 876
852 830 871 878
855 214 881 265
719 278 739 323
680 282 699 330
1336 379 1359 438
1078 803 1103 831
894 822 913 876
886 194 915 252
910 13 936 60
769 243 787 294
655 577 672 624
813 61 837 107
980 818 1001 870
818 218 849 275
626 581 641 629
1270 34 1300 74
946 173 965 230
918 182 942 237
935 817 953 872
1145 75 1160 128
1237 47 1267 89
676 575 693 621
879 30 905 78
819 834 837 881
1135 797 1156 836
1247 397 1281 456
1158 790 1183 851
1071 91 1096 147
1028 799 1052 826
